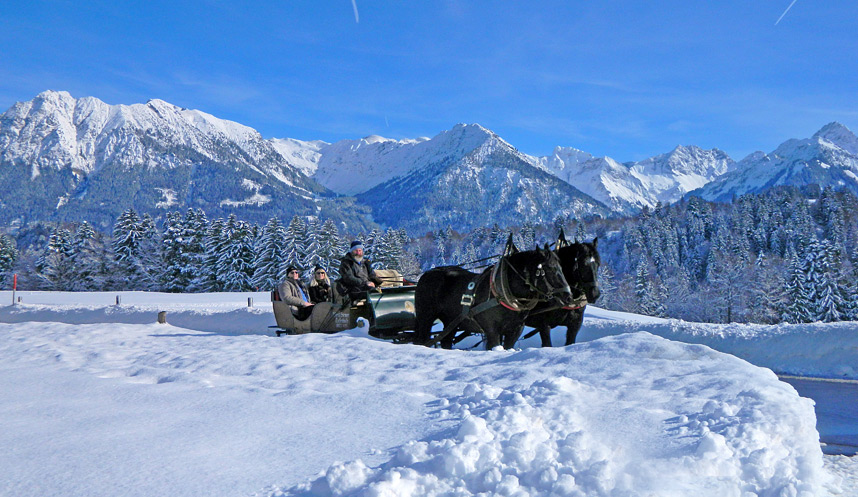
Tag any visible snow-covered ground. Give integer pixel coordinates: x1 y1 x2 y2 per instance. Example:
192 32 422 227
0 291 856 496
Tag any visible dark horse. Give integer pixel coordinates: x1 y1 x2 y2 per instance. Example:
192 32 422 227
525 238 601 347
414 244 574 350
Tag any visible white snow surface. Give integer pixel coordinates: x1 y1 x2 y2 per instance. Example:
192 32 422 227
269 137 329 177
0 292 853 496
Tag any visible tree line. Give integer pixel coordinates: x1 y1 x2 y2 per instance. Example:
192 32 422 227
1 209 415 293
3 185 858 325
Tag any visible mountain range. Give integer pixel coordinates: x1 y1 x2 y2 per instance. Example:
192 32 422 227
2 90 857 233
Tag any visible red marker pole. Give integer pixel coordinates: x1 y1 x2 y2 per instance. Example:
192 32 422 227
12 273 17 305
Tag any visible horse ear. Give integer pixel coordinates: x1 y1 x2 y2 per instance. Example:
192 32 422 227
592 237 598 249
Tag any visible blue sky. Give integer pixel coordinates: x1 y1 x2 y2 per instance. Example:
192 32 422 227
1 0 856 161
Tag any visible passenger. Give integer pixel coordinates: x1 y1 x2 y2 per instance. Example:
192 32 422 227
337 240 383 304
308 265 333 304
278 265 314 320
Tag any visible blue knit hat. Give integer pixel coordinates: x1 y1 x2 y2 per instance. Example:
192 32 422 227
350 240 364 252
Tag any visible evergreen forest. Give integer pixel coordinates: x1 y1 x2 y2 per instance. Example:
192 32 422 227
2 185 857 325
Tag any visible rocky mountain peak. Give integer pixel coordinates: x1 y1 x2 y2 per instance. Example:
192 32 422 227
813 122 858 155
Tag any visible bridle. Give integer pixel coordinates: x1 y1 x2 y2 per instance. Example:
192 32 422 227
490 254 572 312
562 250 600 310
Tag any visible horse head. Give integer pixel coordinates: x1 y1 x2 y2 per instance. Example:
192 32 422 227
557 238 601 305
502 243 574 308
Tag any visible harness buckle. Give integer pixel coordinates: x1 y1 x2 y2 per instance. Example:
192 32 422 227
461 294 475 306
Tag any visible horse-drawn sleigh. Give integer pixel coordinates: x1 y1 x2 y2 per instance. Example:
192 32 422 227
270 269 420 341
270 232 601 349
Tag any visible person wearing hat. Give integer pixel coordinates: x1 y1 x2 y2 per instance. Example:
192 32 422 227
278 265 314 320
308 265 334 304
337 240 383 303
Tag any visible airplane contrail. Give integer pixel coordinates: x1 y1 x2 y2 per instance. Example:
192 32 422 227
775 0 798 25
351 0 360 23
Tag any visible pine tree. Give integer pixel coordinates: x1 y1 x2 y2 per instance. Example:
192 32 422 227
196 218 226 292
317 219 344 278
782 246 812 323
36 228 76 290
808 240 847 322
161 212 189 292
111 209 149 288
634 261 662 316
0 233 18 285
283 216 307 273
183 209 209 292
217 217 255 291
302 219 325 278
69 222 101 291
252 217 287 290
364 228 383 263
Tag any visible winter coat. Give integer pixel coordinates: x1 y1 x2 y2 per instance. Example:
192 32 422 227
337 253 383 299
278 278 312 314
309 280 333 304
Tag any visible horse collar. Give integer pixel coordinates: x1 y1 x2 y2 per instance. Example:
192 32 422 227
490 258 538 312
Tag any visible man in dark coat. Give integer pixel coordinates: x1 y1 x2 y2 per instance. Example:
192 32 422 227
278 266 314 320
338 241 383 303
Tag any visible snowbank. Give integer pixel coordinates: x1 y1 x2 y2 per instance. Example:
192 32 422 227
0 291 851 495
576 307 858 380
265 334 828 496
0 291 274 335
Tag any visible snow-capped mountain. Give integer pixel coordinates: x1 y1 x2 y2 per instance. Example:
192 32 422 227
284 126 737 216
268 137 328 177
353 124 609 232
309 134 431 195
527 145 735 214
0 91 376 228
691 122 858 202
4 90 855 233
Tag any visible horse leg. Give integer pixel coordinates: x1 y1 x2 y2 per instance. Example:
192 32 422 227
440 328 455 349
564 308 585 346
538 325 552 347
502 322 526 350
483 330 501 350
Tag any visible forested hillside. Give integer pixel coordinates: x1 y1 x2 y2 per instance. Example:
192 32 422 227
2 185 857 325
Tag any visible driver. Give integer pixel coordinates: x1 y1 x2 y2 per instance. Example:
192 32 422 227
337 241 383 303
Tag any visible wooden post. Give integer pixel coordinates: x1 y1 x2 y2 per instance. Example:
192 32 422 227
115 295 121 306
157 311 167 324
248 297 253 308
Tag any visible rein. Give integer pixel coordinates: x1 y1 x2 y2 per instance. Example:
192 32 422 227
490 255 571 312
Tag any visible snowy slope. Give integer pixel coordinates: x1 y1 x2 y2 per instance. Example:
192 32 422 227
268 137 329 177
0 91 310 184
692 122 858 202
276 125 736 217
310 134 430 195
528 145 735 214
0 291 848 496
0 91 338 227
354 124 609 231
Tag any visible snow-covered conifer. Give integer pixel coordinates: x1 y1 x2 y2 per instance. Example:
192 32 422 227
252 217 287 290
0 233 18 284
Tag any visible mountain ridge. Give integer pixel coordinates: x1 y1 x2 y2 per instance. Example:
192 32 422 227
3 90 856 232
